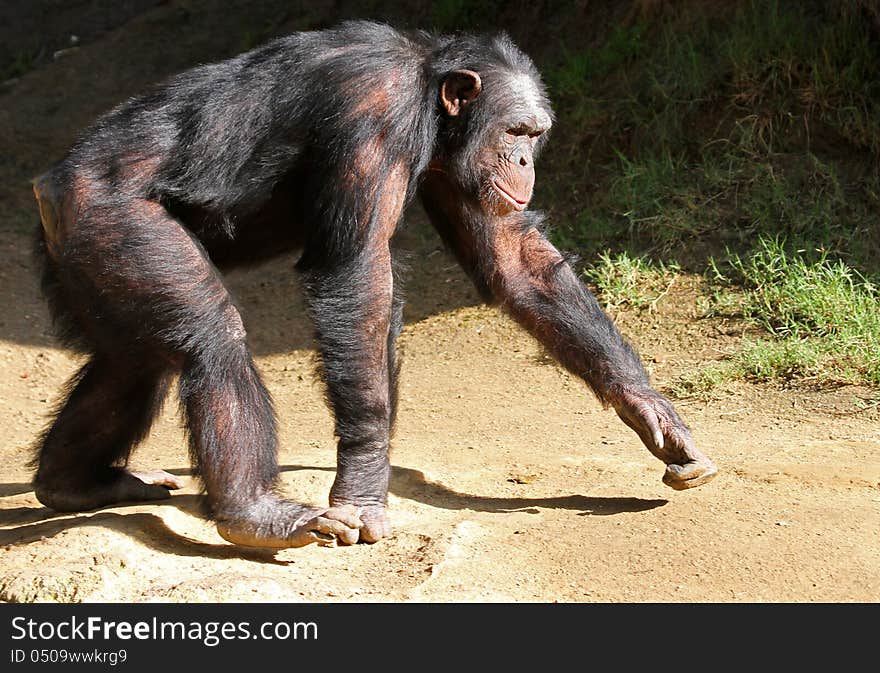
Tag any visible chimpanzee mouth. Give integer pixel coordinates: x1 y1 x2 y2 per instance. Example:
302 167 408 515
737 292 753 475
490 179 529 211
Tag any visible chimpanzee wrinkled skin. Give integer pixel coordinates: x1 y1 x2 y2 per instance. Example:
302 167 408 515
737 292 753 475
30 21 716 548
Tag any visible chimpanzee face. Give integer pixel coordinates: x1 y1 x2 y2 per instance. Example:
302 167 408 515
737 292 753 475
439 68 552 216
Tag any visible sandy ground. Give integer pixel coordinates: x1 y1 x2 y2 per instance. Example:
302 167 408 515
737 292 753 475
1 0 879 604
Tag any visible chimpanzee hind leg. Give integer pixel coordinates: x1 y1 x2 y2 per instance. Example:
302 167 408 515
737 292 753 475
36 194 362 547
162 240 364 548
33 358 182 512
177 330 361 548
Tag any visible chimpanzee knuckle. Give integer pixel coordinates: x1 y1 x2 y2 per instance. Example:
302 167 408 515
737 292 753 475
359 520 391 544
307 518 359 546
662 460 718 490
359 530 382 544
321 506 365 530
358 504 391 542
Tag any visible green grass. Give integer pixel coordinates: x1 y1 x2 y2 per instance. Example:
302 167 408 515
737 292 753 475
584 251 680 311
672 237 880 393
577 148 879 263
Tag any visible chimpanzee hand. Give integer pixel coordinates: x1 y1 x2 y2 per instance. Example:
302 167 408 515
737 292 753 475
612 388 717 490
336 503 391 544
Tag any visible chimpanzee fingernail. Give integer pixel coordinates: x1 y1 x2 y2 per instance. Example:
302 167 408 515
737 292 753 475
653 428 664 450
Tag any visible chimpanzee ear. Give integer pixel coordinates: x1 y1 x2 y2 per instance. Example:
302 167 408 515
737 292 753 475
440 69 482 117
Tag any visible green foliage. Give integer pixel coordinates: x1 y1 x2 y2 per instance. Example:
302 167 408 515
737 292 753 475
587 146 877 264
679 237 880 391
725 237 879 345
584 251 680 310
540 0 880 270
607 150 712 242
429 0 506 32
544 23 647 99
667 362 733 398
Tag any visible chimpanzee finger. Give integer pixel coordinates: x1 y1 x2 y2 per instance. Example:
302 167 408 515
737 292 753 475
306 505 364 546
287 518 359 548
358 505 392 543
615 402 665 458
318 504 363 529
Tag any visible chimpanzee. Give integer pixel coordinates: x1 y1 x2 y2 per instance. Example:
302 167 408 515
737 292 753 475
30 21 716 548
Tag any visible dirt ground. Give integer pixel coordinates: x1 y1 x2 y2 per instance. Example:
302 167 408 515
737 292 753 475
1 1 879 603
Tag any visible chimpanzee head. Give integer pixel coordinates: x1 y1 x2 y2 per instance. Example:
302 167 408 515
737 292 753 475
435 35 553 216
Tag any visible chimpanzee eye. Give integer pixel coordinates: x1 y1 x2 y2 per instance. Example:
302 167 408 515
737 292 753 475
506 125 544 139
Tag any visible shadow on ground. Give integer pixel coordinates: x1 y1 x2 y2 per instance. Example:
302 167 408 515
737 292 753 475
0 464 667 556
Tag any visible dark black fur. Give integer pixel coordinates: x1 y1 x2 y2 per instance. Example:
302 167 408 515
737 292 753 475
31 21 714 547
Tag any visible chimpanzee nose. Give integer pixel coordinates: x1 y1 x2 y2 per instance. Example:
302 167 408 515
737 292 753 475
514 147 531 168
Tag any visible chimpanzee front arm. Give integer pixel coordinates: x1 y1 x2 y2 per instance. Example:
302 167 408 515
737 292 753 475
420 174 717 490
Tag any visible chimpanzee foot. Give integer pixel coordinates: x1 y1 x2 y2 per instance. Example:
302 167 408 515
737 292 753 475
34 468 184 512
216 504 364 549
614 388 718 491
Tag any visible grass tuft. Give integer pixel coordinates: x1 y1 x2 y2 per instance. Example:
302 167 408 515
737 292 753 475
677 237 880 392
584 251 680 311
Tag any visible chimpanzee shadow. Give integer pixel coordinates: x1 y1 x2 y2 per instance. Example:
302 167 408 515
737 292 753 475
0 509 284 563
397 466 667 516
0 483 33 497
0 464 664 557
313 464 667 516
0 486 285 564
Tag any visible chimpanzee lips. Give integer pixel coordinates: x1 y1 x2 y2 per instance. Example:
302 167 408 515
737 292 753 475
491 179 530 211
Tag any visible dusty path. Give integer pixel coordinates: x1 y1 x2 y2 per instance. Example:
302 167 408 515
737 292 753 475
1 221 879 603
